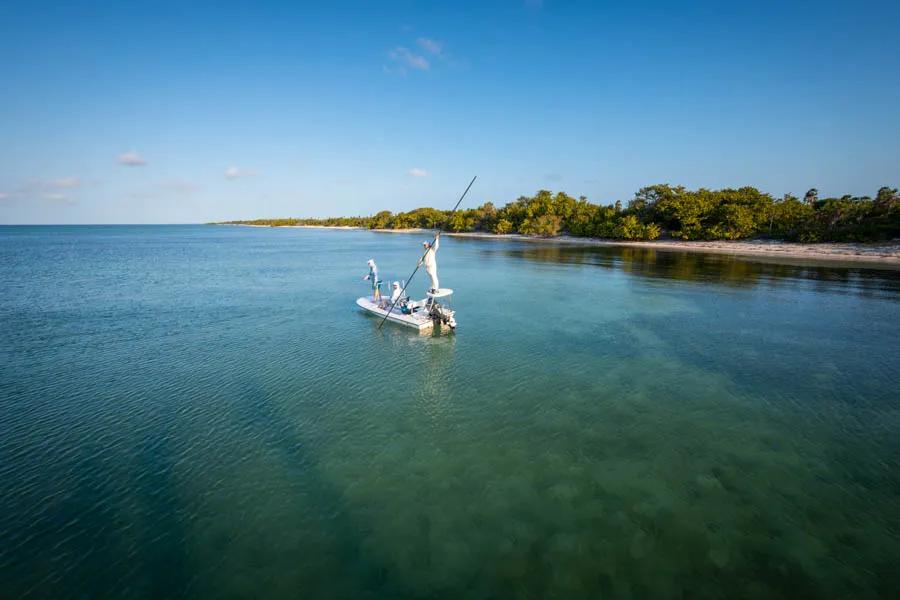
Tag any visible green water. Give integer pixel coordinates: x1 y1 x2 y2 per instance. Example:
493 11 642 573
1 225 898 598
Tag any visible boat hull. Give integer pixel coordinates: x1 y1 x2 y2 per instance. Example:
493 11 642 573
356 297 435 330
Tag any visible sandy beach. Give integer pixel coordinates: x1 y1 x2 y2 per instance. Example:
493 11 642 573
447 232 900 267
223 224 900 267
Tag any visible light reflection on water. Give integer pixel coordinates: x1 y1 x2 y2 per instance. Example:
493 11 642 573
1 226 898 598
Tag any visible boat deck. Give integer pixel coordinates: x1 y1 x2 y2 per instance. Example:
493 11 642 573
356 296 435 330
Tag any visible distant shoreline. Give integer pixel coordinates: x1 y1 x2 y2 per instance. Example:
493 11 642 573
217 223 900 267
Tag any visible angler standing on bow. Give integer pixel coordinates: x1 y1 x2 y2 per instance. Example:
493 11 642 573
419 233 440 293
363 258 381 301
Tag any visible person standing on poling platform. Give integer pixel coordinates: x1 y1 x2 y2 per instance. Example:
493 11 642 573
363 259 382 301
419 233 440 292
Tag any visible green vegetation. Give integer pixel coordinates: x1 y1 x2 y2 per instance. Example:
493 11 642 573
219 185 899 242
218 216 373 228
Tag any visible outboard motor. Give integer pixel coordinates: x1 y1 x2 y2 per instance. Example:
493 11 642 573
429 302 456 330
428 301 441 323
424 288 457 332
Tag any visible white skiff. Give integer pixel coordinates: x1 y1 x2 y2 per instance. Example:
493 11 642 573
356 288 456 331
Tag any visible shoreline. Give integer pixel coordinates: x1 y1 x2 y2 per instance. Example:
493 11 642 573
219 224 900 268
449 232 900 267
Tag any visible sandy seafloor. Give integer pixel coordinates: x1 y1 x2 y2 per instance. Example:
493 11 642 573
3 224 900 598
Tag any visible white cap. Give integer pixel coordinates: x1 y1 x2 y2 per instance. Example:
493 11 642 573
367 259 375 267
392 281 400 287
422 241 429 247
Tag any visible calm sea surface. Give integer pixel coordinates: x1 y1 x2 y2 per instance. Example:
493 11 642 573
1 225 899 599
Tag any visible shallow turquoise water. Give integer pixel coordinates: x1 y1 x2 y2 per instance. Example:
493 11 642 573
1 225 899 598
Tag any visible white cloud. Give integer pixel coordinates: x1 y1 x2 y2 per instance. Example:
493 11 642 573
225 166 258 179
43 193 75 205
51 177 81 189
118 151 147 166
389 47 429 71
408 168 429 178
417 37 442 55
17 177 83 196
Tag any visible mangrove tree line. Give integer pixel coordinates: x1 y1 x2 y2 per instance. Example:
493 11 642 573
222 185 899 242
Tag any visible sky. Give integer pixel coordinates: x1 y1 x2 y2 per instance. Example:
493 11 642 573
1 0 899 224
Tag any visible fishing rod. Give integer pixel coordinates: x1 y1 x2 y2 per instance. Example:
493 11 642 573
377 175 477 329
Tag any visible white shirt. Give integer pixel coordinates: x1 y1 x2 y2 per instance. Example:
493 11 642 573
421 237 439 270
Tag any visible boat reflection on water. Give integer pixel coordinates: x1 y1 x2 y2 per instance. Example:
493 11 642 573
418 332 456 425
371 317 457 423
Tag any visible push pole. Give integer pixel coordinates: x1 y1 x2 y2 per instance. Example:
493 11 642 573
377 176 477 329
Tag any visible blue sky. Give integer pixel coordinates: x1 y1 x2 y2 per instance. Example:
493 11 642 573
1 0 898 224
